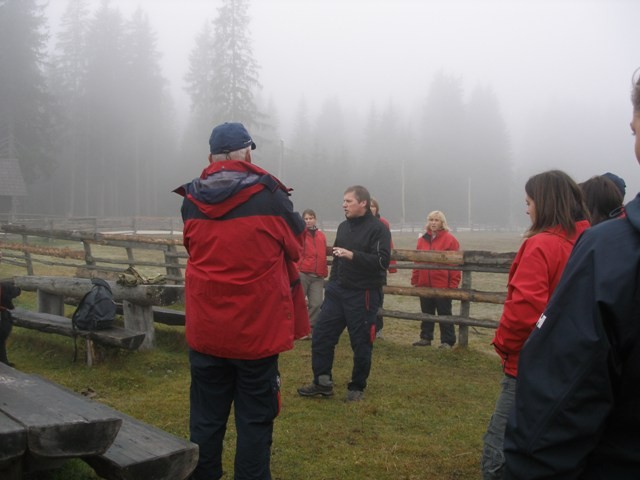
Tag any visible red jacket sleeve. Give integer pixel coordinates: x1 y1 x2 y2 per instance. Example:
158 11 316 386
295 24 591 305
492 240 551 372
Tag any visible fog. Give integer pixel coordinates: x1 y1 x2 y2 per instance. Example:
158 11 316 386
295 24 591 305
34 0 640 225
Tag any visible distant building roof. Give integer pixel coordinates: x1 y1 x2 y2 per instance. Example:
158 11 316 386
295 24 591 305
0 158 27 196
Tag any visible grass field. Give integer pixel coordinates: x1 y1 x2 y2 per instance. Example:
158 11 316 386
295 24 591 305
0 230 524 480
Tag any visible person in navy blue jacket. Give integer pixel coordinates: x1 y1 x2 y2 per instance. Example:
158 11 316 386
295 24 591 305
504 68 640 479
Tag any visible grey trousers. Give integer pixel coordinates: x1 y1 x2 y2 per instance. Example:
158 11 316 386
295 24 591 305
300 272 324 327
481 375 516 480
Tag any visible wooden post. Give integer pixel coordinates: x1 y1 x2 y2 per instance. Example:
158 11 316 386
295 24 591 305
37 290 65 316
86 338 96 366
122 300 154 350
165 245 183 284
21 234 33 276
83 241 95 269
458 271 472 347
126 247 135 268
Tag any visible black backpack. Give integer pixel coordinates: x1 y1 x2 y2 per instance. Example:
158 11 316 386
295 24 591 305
72 278 116 331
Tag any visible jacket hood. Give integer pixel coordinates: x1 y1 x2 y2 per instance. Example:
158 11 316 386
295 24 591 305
627 193 640 233
175 160 289 219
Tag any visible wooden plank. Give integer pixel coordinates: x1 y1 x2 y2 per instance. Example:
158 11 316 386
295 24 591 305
115 304 185 326
0 410 27 467
383 285 506 304
11 308 145 350
0 364 122 460
84 411 198 480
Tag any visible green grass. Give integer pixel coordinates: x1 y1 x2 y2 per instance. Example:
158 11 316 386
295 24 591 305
1 231 522 479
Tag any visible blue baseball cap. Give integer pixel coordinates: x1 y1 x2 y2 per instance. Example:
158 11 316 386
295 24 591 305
209 122 257 154
602 172 626 199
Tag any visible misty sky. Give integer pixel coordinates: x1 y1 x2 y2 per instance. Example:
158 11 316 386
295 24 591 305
47 0 640 195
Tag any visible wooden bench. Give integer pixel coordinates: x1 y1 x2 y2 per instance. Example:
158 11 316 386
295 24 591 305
11 307 146 365
0 363 198 480
83 407 198 480
13 276 184 349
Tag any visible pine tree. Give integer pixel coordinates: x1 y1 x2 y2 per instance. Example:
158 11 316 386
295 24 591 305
184 0 261 131
411 72 466 223
0 0 54 182
48 0 91 215
122 7 174 215
83 0 128 216
465 85 512 228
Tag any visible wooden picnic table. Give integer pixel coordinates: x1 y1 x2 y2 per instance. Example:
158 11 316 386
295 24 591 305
0 363 122 477
0 363 198 479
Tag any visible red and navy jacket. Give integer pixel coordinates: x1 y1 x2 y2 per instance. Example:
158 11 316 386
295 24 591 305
298 227 328 278
175 160 309 360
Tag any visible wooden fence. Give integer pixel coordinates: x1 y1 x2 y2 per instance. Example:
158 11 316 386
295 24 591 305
0 224 515 347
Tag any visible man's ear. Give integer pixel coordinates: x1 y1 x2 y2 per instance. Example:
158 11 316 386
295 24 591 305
208 153 214 164
245 150 252 164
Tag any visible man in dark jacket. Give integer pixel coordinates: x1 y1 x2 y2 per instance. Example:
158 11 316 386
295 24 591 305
298 185 390 402
175 122 309 480
504 76 640 478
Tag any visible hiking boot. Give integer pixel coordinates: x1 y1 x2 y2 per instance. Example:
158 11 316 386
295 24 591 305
297 382 334 397
346 390 365 402
412 339 431 347
438 343 452 349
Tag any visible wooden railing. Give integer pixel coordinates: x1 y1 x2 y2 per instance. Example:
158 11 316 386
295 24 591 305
1 225 516 347
0 225 186 283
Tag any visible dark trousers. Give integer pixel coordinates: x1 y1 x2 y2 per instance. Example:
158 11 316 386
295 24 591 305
374 292 385 333
189 350 280 480
0 311 13 365
311 282 381 391
419 297 456 346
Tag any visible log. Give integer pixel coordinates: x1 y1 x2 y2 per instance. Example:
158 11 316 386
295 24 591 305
0 242 85 260
383 285 506 304
13 276 183 307
1 225 182 247
379 309 499 329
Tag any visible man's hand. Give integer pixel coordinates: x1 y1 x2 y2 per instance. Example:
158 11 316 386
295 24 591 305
333 247 353 260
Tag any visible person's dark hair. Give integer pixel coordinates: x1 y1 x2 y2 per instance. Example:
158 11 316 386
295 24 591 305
632 67 640 113
345 185 371 210
579 176 624 226
524 170 589 238
302 209 316 218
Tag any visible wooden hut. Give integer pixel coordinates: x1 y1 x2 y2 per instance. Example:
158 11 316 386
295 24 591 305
0 158 27 216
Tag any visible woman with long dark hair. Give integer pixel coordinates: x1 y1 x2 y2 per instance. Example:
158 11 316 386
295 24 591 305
481 169 590 479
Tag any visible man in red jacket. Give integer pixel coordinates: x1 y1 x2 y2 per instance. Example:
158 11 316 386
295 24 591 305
175 122 309 480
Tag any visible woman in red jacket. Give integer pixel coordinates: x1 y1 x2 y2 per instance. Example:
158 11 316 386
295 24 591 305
411 210 461 348
298 209 328 335
481 170 590 480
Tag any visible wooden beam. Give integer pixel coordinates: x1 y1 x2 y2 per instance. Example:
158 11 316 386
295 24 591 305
13 276 183 307
383 285 506 304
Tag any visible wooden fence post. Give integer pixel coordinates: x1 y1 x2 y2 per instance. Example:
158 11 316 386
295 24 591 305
458 271 472 347
21 234 33 275
165 245 183 284
83 241 95 270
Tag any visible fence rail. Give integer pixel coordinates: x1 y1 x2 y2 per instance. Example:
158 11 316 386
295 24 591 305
0 224 515 347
